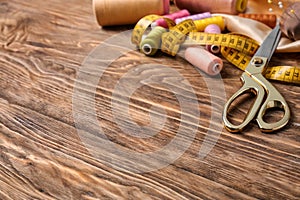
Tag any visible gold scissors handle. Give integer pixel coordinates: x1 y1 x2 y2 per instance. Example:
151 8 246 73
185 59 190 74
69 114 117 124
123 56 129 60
253 73 290 132
222 72 290 133
222 72 265 132
223 25 290 133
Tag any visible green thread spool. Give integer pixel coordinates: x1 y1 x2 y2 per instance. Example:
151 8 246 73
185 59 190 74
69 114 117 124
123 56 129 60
140 26 167 56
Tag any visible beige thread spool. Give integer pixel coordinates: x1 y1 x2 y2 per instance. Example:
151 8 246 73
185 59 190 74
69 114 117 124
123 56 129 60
184 46 223 76
93 0 170 26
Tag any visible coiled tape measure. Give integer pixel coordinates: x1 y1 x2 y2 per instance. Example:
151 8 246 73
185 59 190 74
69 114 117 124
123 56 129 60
131 14 300 85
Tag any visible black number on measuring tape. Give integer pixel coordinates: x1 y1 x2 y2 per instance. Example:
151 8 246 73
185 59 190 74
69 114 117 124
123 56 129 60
286 71 291 76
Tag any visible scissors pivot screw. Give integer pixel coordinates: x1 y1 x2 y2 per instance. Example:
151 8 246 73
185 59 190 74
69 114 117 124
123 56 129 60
251 57 264 66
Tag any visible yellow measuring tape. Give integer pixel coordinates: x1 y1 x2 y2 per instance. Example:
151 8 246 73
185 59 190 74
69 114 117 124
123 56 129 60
265 66 300 84
131 15 300 85
185 32 258 70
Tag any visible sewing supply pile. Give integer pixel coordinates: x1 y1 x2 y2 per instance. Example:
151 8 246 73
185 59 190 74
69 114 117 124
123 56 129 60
130 0 300 132
93 0 300 132
131 1 300 82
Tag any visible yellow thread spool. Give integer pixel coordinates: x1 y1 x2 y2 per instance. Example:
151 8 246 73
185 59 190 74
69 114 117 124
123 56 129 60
93 0 170 26
193 16 225 32
236 0 248 13
140 26 167 56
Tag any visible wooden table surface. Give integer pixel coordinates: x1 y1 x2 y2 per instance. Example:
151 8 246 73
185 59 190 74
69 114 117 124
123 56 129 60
0 0 299 199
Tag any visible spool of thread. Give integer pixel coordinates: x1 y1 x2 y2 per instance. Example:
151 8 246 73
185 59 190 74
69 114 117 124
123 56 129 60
204 24 221 54
184 46 223 76
280 2 300 41
140 26 167 56
93 0 170 26
152 9 190 28
175 12 212 24
174 0 248 14
238 13 277 28
194 16 225 32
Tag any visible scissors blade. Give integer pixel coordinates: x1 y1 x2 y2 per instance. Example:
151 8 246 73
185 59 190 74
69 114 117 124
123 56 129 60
254 24 281 61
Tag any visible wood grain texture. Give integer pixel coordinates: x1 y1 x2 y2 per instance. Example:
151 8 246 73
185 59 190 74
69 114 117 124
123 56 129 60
0 0 299 199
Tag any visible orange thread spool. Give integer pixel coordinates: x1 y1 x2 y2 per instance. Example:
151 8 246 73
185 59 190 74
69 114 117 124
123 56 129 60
93 0 170 26
238 13 277 28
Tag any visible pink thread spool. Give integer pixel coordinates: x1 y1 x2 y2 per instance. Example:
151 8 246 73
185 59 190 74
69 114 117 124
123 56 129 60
175 12 212 24
184 46 223 76
204 24 222 54
152 9 190 28
174 0 248 14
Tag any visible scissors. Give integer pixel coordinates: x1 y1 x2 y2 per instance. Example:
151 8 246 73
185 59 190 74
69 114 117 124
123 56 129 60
222 24 290 133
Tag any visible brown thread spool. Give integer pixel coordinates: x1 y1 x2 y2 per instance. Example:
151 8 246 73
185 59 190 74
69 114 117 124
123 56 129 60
174 0 248 14
93 0 170 26
238 13 277 28
280 2 300 41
